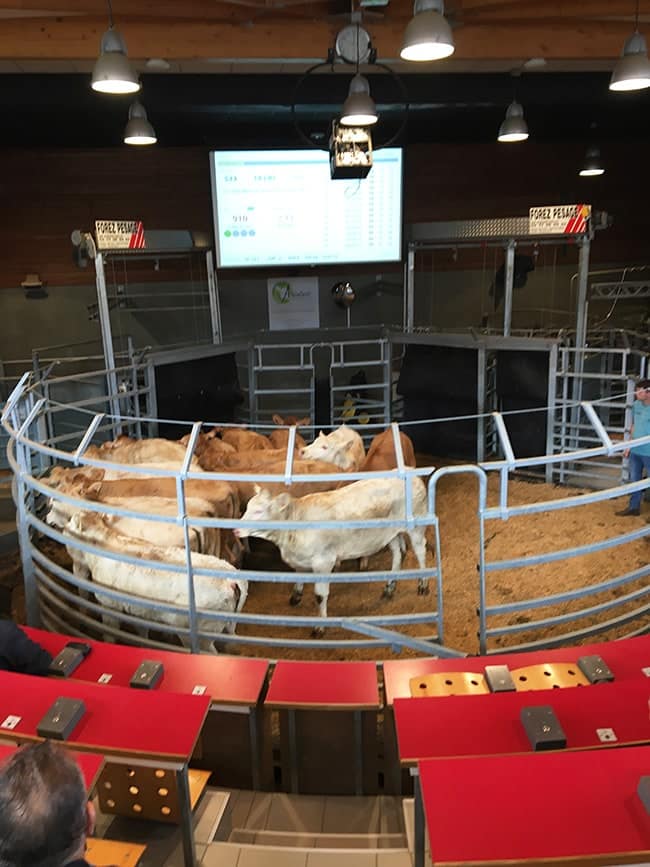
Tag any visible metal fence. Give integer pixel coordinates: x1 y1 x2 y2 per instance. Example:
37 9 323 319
2 354 650 657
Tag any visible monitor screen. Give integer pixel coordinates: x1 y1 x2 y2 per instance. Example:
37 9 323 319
209 148 403 268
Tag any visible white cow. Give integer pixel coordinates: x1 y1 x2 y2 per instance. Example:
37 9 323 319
62 512 248 653
300 425 365 471
236 477 429 634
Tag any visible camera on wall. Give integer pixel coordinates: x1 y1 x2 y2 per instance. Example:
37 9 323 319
332 281 356 308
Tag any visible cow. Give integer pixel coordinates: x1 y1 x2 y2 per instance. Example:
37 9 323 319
300 425 366 471
235 477 430 634
179 429 236 468
361 429 416 472
231 458 346 509
46 492 223 557
61 511 248 653
216 427 273 452
268 415 310 451
84 436 201 469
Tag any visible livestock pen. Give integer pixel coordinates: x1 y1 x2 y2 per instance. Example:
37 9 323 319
2 343 649 660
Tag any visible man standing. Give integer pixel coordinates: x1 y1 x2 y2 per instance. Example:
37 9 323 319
0 741 104 867
616 377 650 516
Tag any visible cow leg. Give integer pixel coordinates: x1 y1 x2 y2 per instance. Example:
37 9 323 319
409 527 430 595
100 612 121 643
382 536 404 599
312 580 330 637
290 583 304 606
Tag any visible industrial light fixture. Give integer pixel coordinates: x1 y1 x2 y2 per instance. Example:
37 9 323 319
91 0 140 94
610 0 650 91
497 100 529 142
400 0 455 62
123 101 157 145
579 146 605 177
340 74 378 126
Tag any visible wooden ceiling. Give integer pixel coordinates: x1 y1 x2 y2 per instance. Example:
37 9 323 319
0 0 649 70
1 1 649 148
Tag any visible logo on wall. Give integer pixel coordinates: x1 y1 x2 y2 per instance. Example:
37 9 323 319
271 280 292 304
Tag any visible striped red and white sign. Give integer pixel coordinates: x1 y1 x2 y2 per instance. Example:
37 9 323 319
95 220 146 250
529 204 591 235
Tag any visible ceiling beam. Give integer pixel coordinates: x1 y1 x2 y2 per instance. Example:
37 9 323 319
0 15 636 62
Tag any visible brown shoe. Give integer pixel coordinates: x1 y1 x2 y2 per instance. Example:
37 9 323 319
615 507 641 517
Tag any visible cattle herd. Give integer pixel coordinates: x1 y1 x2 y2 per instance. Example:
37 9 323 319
44 419 430 651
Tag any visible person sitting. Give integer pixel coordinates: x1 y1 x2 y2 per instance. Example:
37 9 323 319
0 618 52 675
0 740 106 867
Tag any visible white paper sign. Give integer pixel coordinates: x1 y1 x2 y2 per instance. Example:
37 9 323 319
529 204 591 235
267 277 319 330
1 715 21 730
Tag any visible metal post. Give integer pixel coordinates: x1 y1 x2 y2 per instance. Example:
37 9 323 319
545 343 558 483
503 240 516 337
175 765 198 867
571 235 592 450
206 250 222 344
477 346 486 462
406 246 415 332
94 252 121 432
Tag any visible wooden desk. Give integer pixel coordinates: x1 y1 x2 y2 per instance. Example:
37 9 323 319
0 742 105 791
264 660 381 795
0 669 210 867
24 626 270 788
383 634 650 706
419 746 650 865
394 679 650 867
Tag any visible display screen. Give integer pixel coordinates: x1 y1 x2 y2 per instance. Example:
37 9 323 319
209 148 403 268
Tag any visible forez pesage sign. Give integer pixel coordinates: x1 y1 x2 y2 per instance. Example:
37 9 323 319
95 220 146 250
529 204 591 235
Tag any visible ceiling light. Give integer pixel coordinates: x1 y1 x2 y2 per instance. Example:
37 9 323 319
579 147 605 177
91 0 140 94
609 31 650 91
340 75 378 126
400 0 455 62
497 100 529 142
124 101 157 145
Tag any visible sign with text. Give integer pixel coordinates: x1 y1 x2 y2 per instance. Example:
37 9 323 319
95 220 146 250
267 277 319 330
529 204 591 235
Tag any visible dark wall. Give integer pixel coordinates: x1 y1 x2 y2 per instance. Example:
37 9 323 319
0 140 648 293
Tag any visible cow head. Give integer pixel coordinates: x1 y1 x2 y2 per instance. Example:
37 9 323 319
235 485 293 538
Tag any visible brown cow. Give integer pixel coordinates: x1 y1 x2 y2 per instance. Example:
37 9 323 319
216 427 273 452
268 414 310 451
360 429 416 472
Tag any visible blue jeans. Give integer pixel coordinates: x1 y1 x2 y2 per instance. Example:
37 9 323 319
628 451 650 510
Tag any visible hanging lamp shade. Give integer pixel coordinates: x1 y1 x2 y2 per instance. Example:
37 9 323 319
400 0 455 62
497 100 529 142
609 31 650 91
124 101 157 145
91 27 140 94
579 147 605 177
340 75 378 126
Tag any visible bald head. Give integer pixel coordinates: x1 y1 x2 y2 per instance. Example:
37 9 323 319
0 741 90 867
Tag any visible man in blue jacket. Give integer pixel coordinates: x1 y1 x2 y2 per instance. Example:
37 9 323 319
0 618 52 675
616 378 650 517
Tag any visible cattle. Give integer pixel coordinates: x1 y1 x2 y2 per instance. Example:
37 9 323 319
300 425 366 471
235 477 429 634
179 429 236 469
216 427 273 452
46 492 223 558
231 458 345 508
84 436 201 469
361 429 416 472
61 512 248 653
45 469 240 521
268 415 310 451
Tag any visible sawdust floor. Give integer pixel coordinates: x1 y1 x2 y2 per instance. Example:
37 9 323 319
7 466 650 661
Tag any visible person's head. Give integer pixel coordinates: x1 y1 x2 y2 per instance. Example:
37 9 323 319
0 741 95 867
635 378 650 402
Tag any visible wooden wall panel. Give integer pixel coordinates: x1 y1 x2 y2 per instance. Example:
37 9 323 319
0 140 648 292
